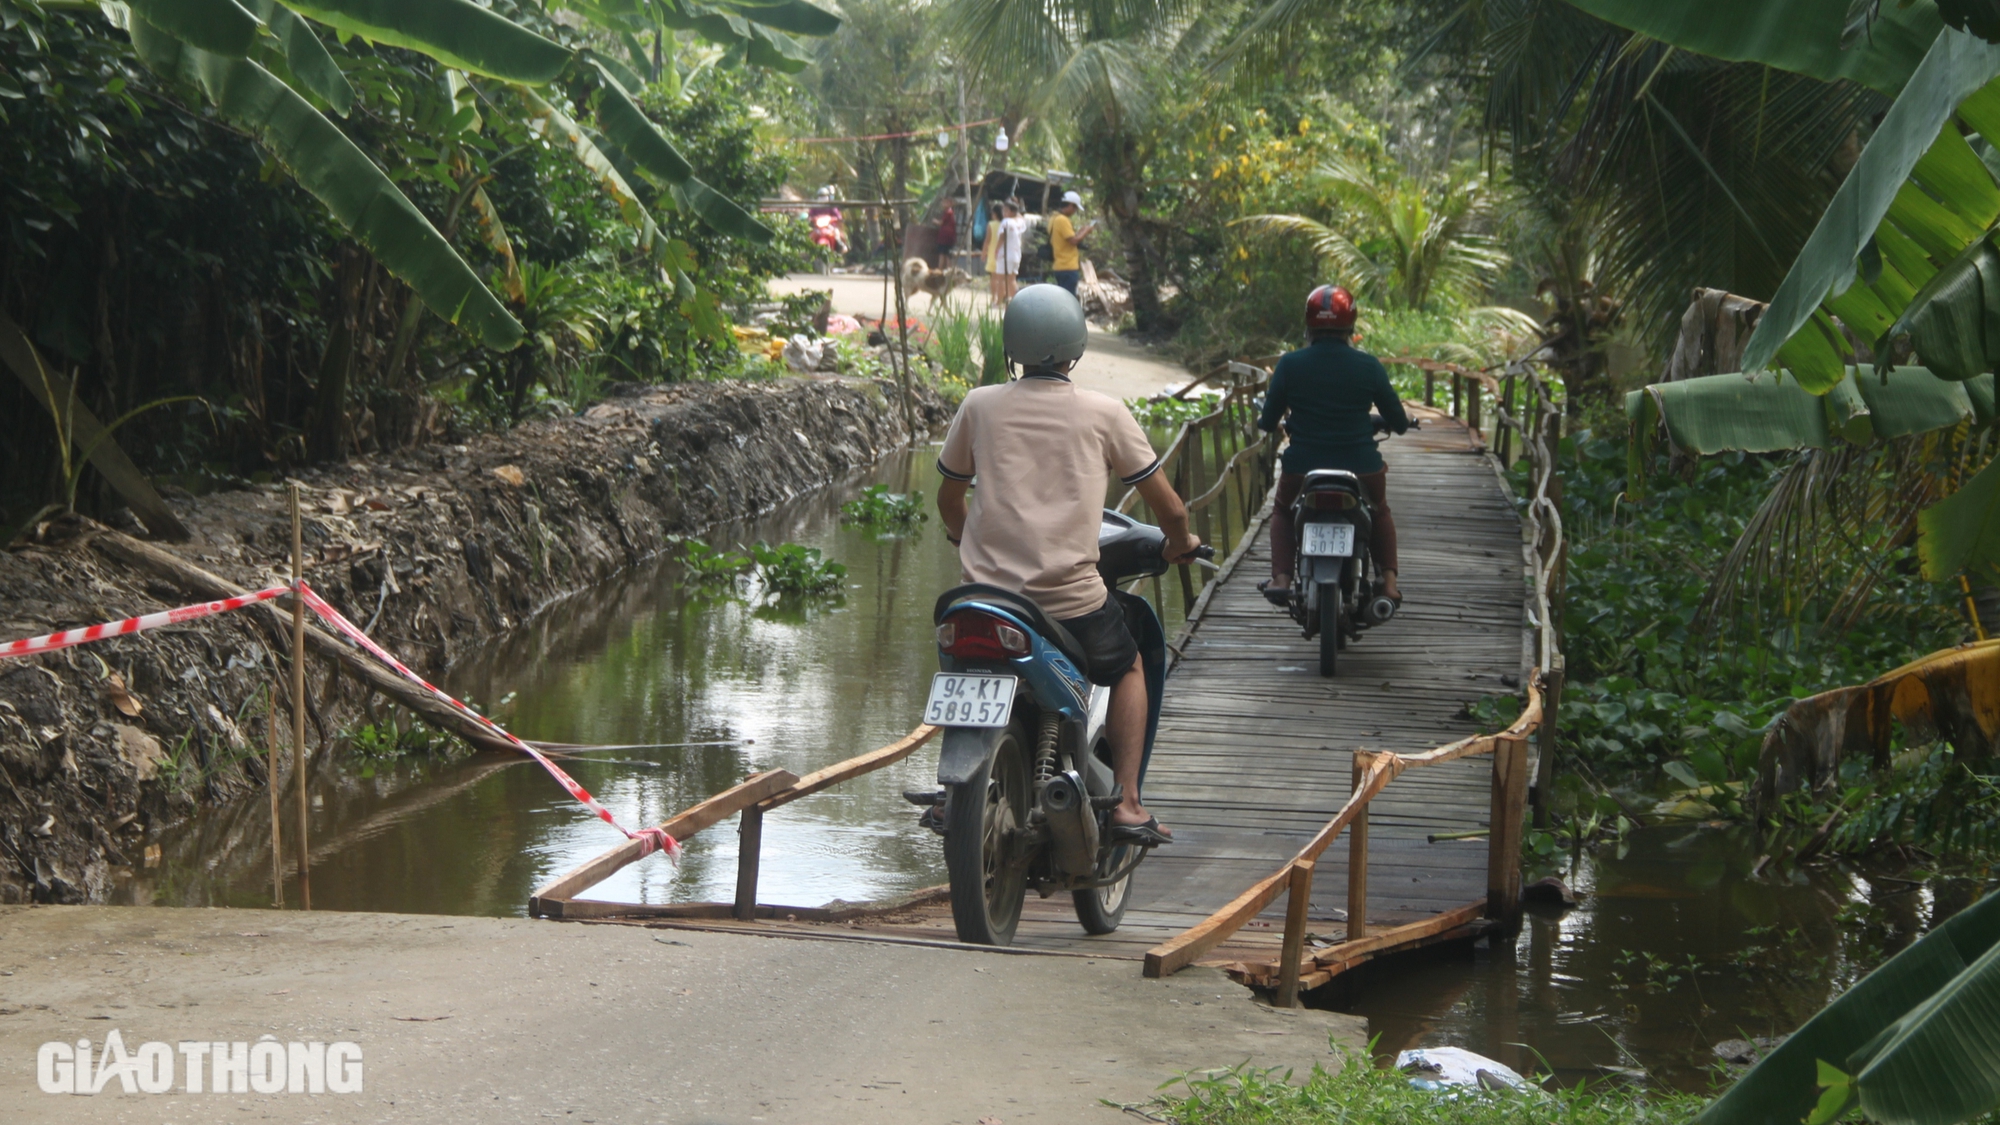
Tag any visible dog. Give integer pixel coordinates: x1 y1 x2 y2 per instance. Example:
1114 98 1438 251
902 257 973 310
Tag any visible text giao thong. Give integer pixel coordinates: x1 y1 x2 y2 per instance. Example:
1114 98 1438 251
37 1031 363 1094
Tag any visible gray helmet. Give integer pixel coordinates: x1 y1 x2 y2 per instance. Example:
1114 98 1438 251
1003 284 1088 369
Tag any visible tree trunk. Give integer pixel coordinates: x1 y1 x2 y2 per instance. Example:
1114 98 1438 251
1086 121 1163 334
307 248 367 463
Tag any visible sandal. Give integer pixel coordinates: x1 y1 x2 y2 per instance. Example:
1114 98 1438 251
1110 817 1173 847
1257 580 1292 607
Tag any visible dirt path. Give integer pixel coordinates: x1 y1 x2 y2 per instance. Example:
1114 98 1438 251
768 273 1193 402
0 905 1362 1122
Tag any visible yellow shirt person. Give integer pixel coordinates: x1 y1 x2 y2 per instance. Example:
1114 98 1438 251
1050 212 1082 271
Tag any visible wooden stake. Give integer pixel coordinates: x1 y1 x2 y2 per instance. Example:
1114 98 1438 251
266 682 283 907
1275 860 1315 1009
289 482 311 910
1487 735 1528 921
1347 752 1369 941
734 804 765 921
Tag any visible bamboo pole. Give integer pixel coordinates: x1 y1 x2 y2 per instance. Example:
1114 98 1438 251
266 683 283 907
1347 751 1369 940
289 483 311 910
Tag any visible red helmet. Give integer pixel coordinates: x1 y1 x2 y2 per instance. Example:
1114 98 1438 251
1305 285 1357 331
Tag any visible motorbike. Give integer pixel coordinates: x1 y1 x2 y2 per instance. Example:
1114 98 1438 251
808 207 848 272
1278 414 1412 677
910 512 1212 945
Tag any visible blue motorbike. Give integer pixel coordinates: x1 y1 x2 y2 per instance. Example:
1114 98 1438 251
912 512 1210 945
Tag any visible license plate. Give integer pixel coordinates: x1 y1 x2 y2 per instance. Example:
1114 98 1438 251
1302 522 1355 557
924 674 1018 727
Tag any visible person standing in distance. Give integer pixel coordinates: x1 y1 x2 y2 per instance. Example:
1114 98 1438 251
1049 191 1096 296
994 202 1029 304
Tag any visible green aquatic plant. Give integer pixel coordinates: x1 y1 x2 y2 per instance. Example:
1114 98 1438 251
840 484 926 529
1127 395 1214 430
750 541 846 597
679 538 754 584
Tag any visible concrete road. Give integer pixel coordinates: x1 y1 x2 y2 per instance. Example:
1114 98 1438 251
0 905 1364 1124
767 273 1192 403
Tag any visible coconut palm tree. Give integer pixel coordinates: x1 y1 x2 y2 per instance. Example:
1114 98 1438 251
1233 155 1510 312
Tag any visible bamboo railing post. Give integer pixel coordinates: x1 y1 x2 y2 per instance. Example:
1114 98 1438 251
1275 859 1316 1009
1533 662 1565 829
1347 752 1369 941
266 683 283 907
1424 370 1436 407
1468 377 1483 442
734 804 764 920
1175 456 1197 614
1451 372 1462 418
1499 373 1517 466
1486 734 1528 922
288 483 311 910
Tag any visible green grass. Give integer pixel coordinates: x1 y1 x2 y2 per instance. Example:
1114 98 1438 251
1154 1049 1704 1125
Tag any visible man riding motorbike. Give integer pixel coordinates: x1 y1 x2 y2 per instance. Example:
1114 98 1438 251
934 284 1202 845
1258 285 1409 606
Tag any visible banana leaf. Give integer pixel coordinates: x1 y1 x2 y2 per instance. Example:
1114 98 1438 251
1627 368 1991 452
242 0 353 113
716 0 839 37
126 0 262 56
1560 0 1941 95
1698 889 2000 1125
130 15 522 348
1887 238 2000 381
516 85 672 258
273 0 570 83
1920 454 2000 578
1741 29 2000 387
584 59 772 242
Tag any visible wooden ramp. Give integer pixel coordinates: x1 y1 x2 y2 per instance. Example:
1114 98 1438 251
531 410 1536 984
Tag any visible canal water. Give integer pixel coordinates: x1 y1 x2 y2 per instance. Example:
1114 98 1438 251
126 445 1928 1093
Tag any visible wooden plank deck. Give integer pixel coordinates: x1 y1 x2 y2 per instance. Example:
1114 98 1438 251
580 415 1530 972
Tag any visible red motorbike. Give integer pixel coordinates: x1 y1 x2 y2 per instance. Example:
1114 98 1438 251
808 206 848 271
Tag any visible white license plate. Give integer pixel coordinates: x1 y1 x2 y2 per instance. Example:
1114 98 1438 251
924 674 1018 727
1302 522 1355 557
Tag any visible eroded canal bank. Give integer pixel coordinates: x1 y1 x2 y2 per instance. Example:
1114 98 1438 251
0 377 947 907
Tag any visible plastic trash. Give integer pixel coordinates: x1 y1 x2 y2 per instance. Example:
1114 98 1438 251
1395 1047 1530 1092
782 334 824 375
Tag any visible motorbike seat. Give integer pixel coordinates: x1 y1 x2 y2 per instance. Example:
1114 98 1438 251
1300 468 1363 495
934 583 1089 671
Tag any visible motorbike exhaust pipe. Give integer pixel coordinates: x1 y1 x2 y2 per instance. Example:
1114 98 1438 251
1041 770 1100 878
1362 593 1397 625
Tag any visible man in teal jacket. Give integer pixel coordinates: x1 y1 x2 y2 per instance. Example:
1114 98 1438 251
1256 285 1408 603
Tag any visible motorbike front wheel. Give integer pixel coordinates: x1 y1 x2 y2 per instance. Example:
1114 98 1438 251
944 725 1031 945
1318 582 1341 677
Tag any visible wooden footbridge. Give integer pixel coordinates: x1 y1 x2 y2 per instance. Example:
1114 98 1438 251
531 359 1566 1003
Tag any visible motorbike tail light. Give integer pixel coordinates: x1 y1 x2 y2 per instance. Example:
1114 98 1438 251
1305 490 1357 511
937 610 1030 659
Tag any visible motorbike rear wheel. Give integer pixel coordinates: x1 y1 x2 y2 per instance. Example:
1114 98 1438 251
1318 582 1341 677
1073 838 1137 934
944 725 1031 945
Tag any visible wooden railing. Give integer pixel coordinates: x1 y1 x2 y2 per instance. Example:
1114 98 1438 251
1118 360 1277 620
1141 358 1568 1007
528 725 940 920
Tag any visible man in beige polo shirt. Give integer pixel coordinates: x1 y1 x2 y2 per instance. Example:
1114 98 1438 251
935 285 1200 844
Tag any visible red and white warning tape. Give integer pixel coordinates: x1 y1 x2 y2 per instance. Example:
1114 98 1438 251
0 581 679 860
0 585 292 659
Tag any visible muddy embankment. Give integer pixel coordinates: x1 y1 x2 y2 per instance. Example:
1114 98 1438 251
0 377 949 905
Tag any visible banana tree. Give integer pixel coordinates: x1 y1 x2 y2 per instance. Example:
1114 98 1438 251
96 0 836 350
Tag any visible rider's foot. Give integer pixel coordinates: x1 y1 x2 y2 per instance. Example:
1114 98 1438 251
1259 579 1292 606
1381 570 1402 603
1110 804 1171 839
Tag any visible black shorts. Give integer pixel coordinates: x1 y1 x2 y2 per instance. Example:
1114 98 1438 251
1057 597 1140 686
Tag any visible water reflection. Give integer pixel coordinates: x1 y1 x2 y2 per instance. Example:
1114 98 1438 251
1342 823 1948 1090
128 449 963 914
